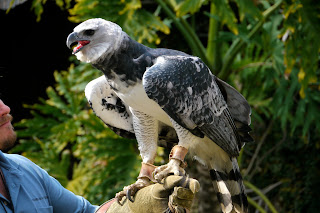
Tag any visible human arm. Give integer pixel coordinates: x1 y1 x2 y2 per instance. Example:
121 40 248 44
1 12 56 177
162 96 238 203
42 173 98 213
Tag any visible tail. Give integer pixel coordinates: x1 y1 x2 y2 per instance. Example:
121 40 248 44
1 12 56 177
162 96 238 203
209 157 248 213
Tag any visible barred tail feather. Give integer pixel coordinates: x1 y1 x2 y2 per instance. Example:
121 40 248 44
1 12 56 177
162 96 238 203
209 158 248 213
210 170 233 212
231 157 248 213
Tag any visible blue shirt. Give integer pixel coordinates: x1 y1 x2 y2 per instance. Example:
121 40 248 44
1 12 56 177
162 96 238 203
0 151 98 213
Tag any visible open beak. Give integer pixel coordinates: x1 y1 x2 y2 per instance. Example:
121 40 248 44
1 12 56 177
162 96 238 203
66 32 90 54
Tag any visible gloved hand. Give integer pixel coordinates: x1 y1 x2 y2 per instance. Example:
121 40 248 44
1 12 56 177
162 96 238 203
95 175 200 213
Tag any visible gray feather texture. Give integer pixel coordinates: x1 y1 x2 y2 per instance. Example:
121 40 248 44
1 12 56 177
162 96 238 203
143 56 242 156
215 78 251 125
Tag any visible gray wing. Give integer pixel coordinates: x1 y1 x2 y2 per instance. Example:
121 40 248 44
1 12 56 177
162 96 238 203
143 56 246 156
215 78 253 143
85 76 135 139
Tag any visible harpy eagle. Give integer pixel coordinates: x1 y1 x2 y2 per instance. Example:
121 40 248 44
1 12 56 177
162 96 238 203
67 18 253 213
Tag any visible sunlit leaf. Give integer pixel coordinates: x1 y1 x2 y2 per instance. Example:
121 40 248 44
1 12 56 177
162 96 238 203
176 0 206 17
212 0 238 35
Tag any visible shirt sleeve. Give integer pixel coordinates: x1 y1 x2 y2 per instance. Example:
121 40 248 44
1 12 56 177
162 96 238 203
40 170 98 213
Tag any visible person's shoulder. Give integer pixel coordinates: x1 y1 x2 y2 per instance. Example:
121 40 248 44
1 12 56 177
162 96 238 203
5 153 46 177
5 153 35 165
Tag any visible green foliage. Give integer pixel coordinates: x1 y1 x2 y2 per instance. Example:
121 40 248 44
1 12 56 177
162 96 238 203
31 0 72 21
212 0 239 35
68 0 169 45
173 0 206 17
13 61 139 203
235 0 262 21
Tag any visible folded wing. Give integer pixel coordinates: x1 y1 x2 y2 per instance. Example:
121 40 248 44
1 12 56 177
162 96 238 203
143 56 252 156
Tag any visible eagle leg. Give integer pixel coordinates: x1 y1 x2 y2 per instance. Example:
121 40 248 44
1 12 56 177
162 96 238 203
153 145 188 182
115 162 156 203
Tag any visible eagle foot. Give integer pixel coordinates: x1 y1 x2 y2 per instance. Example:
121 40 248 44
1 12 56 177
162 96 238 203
153 158 186 183
116 162 156 203
115 177 151 203
154 145 188 182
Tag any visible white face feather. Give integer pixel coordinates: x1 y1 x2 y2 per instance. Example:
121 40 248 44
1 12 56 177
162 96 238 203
73 18 123 63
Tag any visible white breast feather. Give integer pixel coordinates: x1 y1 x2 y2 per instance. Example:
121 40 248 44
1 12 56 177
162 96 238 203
115 83 172 126
85 76 134 132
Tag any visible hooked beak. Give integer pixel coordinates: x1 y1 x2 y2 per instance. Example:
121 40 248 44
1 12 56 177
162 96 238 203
66 32 90 54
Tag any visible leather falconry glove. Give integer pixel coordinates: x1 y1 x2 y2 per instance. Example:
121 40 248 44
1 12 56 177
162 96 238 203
95 175 200 213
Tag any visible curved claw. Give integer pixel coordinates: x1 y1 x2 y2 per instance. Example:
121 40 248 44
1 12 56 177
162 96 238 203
117 198 122 206
115 178 150 204
126 188 134 202
115 192 125 206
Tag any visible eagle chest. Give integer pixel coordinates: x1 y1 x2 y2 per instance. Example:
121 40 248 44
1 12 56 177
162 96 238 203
110 77 171 125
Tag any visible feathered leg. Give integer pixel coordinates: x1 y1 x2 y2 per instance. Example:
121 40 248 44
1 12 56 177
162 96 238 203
154 118 197 182
116 109 159 202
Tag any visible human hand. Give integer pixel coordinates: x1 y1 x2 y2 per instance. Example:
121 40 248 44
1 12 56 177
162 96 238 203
95 175 200 213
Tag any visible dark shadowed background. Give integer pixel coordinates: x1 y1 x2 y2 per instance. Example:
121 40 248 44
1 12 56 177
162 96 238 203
0 1 76 121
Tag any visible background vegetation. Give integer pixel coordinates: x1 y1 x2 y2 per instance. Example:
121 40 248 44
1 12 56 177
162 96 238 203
7 0 320 212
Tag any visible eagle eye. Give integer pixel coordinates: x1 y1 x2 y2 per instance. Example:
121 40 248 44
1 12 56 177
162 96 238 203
84 29 95 36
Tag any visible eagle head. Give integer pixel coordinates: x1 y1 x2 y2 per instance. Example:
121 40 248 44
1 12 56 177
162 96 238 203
66 18 123 63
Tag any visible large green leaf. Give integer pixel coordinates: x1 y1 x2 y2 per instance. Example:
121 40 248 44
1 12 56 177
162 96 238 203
175 0 206 17
212 0 238 35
